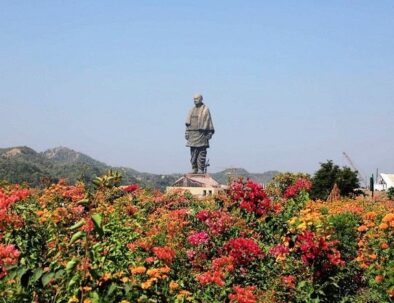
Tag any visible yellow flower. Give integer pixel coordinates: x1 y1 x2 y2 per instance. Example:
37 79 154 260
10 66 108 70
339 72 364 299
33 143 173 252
68 296 79 303
297 222 307 231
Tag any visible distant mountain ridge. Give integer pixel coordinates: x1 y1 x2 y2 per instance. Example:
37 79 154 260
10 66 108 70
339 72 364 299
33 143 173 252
0 146 279 188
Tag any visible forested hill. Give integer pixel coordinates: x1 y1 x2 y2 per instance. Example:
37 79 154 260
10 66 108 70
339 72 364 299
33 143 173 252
0 146 279 188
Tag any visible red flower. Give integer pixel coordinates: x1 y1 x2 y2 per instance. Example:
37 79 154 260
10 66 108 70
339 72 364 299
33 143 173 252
152 246 176 265
123 184 139 193
0 244 20 278
228 285 257 303
230 179 273 216
283 178 312 199
282 275 296 289
196 270 225 287
212 255 235 272
295 231 344 268
225 238 263 265
195 210 234 235
80 216 94 232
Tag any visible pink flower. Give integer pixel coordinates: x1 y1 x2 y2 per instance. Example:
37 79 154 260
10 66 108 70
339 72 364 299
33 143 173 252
269 244 289 257
188 231 210 246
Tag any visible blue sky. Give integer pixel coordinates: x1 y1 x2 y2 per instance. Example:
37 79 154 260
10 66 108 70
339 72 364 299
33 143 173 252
0 1 393 176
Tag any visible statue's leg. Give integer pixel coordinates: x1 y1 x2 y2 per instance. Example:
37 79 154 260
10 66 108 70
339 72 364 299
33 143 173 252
190 147 198 173
197 147 207 174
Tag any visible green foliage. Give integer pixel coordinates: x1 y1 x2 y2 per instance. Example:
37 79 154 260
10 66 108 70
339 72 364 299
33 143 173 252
328 212 361 261
311 160 360 200
92 170 122 189
387 187 394 200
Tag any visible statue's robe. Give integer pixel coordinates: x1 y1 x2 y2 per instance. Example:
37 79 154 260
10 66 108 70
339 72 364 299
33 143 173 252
185 104 215 147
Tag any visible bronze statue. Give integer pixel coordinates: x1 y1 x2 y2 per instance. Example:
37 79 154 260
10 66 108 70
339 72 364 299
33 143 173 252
185 94 214 174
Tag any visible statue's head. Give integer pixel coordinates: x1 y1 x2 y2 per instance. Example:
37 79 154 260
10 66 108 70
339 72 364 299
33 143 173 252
193 94 203 106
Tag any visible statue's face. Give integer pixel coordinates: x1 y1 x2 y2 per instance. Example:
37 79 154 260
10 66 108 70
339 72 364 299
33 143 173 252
193 95 203 106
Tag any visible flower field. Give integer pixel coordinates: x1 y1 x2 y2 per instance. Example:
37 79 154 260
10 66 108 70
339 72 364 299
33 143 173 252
0 176 394 302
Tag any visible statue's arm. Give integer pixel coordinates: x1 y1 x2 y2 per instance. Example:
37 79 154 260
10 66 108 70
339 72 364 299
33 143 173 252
185 127 190 140
204 129 214 140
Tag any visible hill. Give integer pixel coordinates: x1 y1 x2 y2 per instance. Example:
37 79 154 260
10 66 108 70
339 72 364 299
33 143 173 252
212 168 279 185
0 146 279 188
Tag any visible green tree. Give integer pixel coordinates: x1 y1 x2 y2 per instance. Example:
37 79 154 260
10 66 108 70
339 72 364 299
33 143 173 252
311 160 360 200
387 187 394 200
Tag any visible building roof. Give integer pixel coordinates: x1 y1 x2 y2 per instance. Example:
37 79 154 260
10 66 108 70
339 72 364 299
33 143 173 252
172 173 220 188
380 173 394 188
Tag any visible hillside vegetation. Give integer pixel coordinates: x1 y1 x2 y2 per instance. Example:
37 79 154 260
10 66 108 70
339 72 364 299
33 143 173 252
0 146 278 189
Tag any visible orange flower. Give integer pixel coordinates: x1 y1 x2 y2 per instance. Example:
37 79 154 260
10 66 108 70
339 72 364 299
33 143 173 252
177 290 192 299
379 223 389 230
365 211 377 220
141 277 156 289
130 266 146 275
382 213 394 223
369 254 377 260
381 243 389 250
357 225 368 232
375 275 384 283
169 280 179 290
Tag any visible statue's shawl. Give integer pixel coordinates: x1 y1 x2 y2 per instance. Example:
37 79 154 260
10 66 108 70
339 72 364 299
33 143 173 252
185 104 215 132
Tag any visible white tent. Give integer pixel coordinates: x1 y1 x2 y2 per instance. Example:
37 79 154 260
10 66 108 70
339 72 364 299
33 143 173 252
375 173 394 191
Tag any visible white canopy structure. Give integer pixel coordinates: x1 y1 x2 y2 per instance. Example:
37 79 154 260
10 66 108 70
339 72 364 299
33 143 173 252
375 173 394 191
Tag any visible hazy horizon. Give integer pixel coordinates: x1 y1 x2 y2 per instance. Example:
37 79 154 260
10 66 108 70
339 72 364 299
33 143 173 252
1 1 393 176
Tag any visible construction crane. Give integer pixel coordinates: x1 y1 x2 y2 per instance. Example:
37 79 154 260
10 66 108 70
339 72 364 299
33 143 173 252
342 152 368 188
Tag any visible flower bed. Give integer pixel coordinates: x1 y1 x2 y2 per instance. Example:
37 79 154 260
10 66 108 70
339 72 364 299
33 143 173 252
0 178 393 302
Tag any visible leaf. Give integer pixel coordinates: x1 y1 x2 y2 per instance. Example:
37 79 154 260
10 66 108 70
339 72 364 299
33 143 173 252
69 219 85 230
107 283 117 296
41 272 55 287
31 268 44 283
89 291 100 303
70 231 86 245
91 213 102 229
67 274 80 291
55 269 65 279
91 213 104 236
297 280 306 289
65 258 80 274
77 198 90 206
